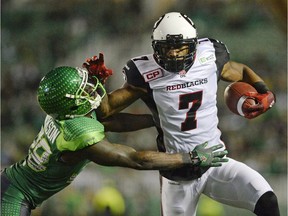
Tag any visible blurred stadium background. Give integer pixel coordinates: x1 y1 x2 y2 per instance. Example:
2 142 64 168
1 0 287 215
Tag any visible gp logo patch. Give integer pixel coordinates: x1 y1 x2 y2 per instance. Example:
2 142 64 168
143 69 163 82
199 53 216 64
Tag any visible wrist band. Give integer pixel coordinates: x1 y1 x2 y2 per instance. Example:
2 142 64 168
189 151 200 165
252 82 269 94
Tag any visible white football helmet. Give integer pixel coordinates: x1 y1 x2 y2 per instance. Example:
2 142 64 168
152 12 198 73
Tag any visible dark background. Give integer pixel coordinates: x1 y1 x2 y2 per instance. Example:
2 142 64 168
1 0 287 215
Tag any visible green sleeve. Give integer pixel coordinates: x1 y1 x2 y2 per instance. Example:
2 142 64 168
56 117 105 151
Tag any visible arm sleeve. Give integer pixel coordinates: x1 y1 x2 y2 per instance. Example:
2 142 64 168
209 38 230 79
56 118 105 151
122 59 147 88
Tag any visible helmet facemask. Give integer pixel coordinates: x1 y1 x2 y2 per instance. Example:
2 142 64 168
152 34 197 73
64 67 106 118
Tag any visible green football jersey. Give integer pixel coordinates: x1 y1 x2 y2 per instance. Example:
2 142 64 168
4 113 105 208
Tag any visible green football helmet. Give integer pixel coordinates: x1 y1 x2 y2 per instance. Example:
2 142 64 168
37 66 106 120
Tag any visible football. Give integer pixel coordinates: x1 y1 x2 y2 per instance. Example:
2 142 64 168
224 82 257 116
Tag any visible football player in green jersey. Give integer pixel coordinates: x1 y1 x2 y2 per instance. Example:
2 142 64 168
1 66 229 215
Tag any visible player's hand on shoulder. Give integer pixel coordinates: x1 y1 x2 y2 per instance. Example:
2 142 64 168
82 52 113 84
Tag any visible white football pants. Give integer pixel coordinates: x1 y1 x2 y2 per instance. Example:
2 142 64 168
161 158 273 216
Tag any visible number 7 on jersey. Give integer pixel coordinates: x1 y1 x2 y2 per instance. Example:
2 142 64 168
179 91 203 131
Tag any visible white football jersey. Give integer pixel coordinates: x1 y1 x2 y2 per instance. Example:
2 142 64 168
123 38 230 154
123 38 275 211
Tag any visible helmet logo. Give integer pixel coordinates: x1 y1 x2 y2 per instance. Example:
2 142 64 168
179 70 187 77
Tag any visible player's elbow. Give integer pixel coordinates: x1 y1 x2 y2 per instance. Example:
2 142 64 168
96 105 113 120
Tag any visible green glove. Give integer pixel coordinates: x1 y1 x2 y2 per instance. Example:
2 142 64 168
189 142 228 167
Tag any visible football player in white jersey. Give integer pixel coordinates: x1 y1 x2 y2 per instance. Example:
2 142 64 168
84 12 279 216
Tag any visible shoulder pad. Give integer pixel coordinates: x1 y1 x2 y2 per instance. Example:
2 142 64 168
56 117 105 151
198 38 225 45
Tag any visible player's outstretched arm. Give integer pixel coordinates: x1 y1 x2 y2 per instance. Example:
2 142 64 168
74 140 229 170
